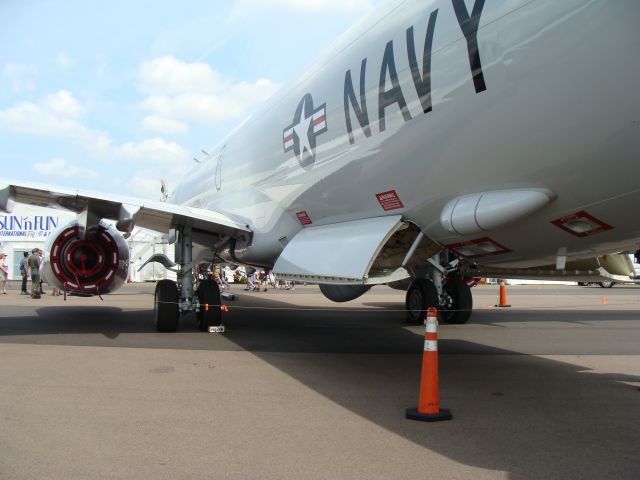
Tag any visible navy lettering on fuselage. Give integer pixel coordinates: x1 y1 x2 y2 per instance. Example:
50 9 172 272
343 0 486 145
452 0 486 93
378 40 412 132
407 9 438 114
344 59 372 145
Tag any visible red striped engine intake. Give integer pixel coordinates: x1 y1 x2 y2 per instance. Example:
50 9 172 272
41 219 130 295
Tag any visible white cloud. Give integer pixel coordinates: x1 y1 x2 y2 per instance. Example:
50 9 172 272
137 55 225 96
55 51 71 69
0 89 191 199
136 56 279 132
116 138 194 199
141 115 188 134
128 174 167 200
42 90 83 118
33 157 99 180
118 137 190 166
2 63 38 92
0 90 110 152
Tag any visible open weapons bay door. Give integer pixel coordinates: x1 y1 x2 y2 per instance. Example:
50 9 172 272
273 216 440 285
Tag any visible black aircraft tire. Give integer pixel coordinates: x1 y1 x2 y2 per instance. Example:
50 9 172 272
196 279 222 332
599 281 615 288
440 277 473 325
405 279 439 324
155 280 179 332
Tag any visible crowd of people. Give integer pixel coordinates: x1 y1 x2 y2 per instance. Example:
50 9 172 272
0 253 295 298
195 263 295 292
0 248 62 299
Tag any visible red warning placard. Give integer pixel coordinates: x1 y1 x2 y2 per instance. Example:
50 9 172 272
376 190 404 211
296 211 312 225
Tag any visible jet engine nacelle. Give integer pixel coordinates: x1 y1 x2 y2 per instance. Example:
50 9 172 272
319 284 371 303
41 219 129 295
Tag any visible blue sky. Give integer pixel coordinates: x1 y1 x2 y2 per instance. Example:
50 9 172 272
0 0 380 199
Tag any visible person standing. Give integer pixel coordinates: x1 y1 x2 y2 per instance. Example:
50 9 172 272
0 253 8 294
27 248 41 299
19 251 29 295
246 270 256 291
38 250 46 295
261 269 270 292
221 271 230 290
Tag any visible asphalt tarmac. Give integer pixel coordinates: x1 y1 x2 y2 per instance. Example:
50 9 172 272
0 283 639 480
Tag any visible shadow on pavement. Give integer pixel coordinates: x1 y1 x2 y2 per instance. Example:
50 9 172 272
0 291 639 478
221 296 640 480
0 306 154 340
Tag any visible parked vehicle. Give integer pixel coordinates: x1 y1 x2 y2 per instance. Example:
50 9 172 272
577 281 615 288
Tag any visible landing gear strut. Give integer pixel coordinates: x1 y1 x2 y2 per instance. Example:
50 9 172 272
153 224 222 332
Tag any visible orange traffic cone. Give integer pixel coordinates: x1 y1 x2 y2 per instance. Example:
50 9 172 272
406 307 452 422
495 279 511 307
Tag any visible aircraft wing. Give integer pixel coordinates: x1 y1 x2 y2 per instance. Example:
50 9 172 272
0 179 251 240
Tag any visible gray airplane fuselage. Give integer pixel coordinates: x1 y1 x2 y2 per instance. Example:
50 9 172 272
171 0 640 270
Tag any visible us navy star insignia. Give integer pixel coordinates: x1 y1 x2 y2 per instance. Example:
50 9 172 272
283 93 327 168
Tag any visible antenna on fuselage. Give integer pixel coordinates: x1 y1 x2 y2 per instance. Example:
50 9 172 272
160 179 169 202
192 146 210 164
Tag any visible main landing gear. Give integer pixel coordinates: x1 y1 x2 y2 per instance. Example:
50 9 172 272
405 279 438 324
195 279 222 332
439 276 473 324
153 225 223 332
154 279 179 332
405 255 473 325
